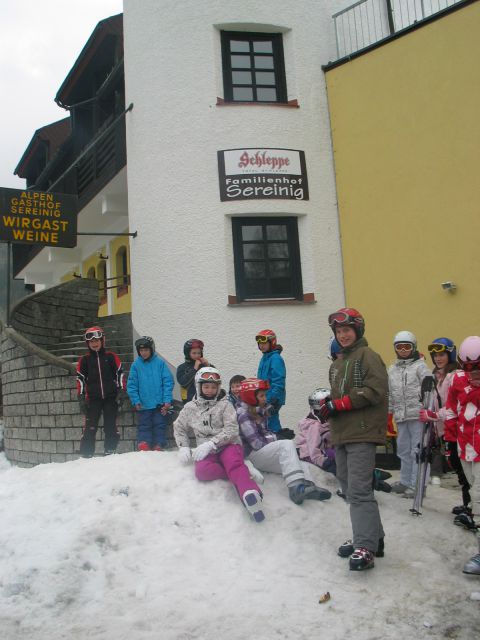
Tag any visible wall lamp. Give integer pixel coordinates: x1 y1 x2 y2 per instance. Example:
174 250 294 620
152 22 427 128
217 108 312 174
441 281 457 292
97 253 109 260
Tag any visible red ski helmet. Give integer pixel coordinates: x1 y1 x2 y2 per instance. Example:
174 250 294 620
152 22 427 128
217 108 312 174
328 308 365 339
255 329 277 350
239 378 270 406
84 326 105 348
184 338 204 359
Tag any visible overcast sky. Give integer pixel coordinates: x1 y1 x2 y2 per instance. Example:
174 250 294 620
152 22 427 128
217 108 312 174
0 0 123 190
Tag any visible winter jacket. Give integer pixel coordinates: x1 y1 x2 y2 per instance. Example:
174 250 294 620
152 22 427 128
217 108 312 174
388 355 431 423
295 414 336 472
174 393 242 449
176 360 198 403
236 402 276 456
76 348 125 401
431 370 456 437
127 353 174 409
328 337 388 446
257 347 286 408
444 371 480 462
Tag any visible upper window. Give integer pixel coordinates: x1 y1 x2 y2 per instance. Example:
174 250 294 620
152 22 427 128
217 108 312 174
232 217 302 301
221 32 287 103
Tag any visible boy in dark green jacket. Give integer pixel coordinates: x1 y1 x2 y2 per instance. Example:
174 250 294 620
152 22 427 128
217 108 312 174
319 307 388 572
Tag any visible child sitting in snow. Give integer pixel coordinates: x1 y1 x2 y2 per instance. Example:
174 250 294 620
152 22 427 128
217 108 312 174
227 374 246 407
173 367 265 523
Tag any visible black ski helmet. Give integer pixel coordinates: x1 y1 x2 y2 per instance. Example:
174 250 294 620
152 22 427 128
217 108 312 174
135 336 155 355
183 338 204 359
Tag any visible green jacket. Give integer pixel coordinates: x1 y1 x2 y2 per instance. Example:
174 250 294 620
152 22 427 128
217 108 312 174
328 337 388 446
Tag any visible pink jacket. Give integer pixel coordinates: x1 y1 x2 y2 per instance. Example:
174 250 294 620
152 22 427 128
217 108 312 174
433 370 455 437
295 414 336 473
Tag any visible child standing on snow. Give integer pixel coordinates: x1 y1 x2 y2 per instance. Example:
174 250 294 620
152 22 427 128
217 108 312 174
256 329 286 433
176 339 212 404
174 367 265 523
127 336 174 451
236 378 331 504
388 331 431 498
76 326 125 458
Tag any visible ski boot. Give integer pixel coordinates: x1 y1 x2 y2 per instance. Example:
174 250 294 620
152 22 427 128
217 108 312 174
454 510 478 531
338 537 384 558
137 441 151 451
452 504 470 516
390 481 408 494
289 482 331 505
349 547 375 571
463 553 480 575
242 490 265 523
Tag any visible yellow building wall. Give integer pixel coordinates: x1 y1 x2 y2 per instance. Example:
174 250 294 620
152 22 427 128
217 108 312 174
81 248 108 318
325 2 480 365
109 233 131 315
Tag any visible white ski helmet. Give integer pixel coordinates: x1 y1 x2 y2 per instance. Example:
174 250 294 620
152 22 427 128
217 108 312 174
458 336 480 369
195 366 222 399
308 388 331 410
393 331 417 349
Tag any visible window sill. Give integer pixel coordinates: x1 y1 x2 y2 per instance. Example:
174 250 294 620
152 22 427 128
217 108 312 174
217 98 299 108
228 293 315 306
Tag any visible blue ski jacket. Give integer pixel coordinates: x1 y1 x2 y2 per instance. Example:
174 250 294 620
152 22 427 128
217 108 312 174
257 348 286 408
127 353 174 409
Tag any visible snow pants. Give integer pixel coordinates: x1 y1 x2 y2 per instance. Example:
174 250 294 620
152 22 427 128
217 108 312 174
461 460 480 515
397 419 423 489
336 442 385 554
195 444 260 498
247 439 313 486
80 396 120 457
137 408 168 448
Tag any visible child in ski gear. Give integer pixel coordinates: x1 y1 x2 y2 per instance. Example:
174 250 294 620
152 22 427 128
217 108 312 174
76 326 125 457
256 329 285 433
388 331 431 497
176 339 212 404
295 388 337 474
227 374 246 407
174 367 265 522
445 336 480 532
320 307 388 571
236 378 331 504
127 336 175 451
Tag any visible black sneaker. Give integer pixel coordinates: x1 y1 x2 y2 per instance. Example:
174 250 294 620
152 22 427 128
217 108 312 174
349 547 375 571
454 512 477 530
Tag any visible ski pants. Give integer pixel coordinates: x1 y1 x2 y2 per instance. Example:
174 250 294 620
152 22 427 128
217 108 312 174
80 396 120 457
461 460 480 515
195 444 260 499
247 439 313 487
396 419 424 489
336 442 385 554
137 408 168 448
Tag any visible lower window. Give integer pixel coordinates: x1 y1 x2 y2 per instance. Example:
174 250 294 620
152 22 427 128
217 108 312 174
232 217 303 301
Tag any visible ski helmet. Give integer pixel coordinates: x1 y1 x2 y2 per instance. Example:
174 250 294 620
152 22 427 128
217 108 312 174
84 326 105 348
239 378 270 406
458 336 480 372
328 308 365 338
195 366 222 399
427 337 456 364
308 388 331 410
393 331 417 350
183 338 204 359
329 337 342 360
135 336 155 356
255 329 277 350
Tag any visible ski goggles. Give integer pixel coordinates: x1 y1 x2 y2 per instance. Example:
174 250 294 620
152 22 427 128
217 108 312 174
394 343 414 351
256 334 273 344
198 371 221 382
462 360 480 372
428 343 454 354
85 330 104 341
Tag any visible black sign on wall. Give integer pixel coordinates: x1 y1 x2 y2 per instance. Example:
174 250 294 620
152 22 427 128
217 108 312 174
0 188 78 248
218 148 309 202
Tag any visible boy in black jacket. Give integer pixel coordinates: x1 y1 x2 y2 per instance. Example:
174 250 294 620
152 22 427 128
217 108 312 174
76 326 125 457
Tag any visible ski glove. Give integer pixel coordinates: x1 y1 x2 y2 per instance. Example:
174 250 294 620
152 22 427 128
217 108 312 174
192 441 216 461
78 395 88 415
319 396 352 422
419 408 438 422
178 447 192 465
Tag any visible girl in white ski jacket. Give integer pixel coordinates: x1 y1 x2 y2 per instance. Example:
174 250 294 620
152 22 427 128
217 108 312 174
388 332 430 495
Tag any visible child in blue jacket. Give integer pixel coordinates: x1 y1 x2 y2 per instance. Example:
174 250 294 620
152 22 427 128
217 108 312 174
256 329 286 433
127 336 174 451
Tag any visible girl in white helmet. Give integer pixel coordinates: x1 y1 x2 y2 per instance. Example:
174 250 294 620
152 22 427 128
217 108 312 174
387 331 431 497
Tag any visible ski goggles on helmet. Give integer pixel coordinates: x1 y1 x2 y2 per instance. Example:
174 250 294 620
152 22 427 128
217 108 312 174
198 371 221 382
462 360 480 372
256 334 272 344
85 330 104 341
395 343 414 351
328 311 360 328
428 343 454 354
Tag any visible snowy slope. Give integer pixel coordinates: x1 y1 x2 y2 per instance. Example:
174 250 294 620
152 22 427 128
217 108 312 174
0 451 478 640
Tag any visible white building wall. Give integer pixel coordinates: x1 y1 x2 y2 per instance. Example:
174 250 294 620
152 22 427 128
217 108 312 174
123 0 345 426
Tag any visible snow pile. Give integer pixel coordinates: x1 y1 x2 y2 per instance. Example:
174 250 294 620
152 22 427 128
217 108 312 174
0 452 478 640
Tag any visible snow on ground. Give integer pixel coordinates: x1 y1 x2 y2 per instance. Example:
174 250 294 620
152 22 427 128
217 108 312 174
0 450 478 640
